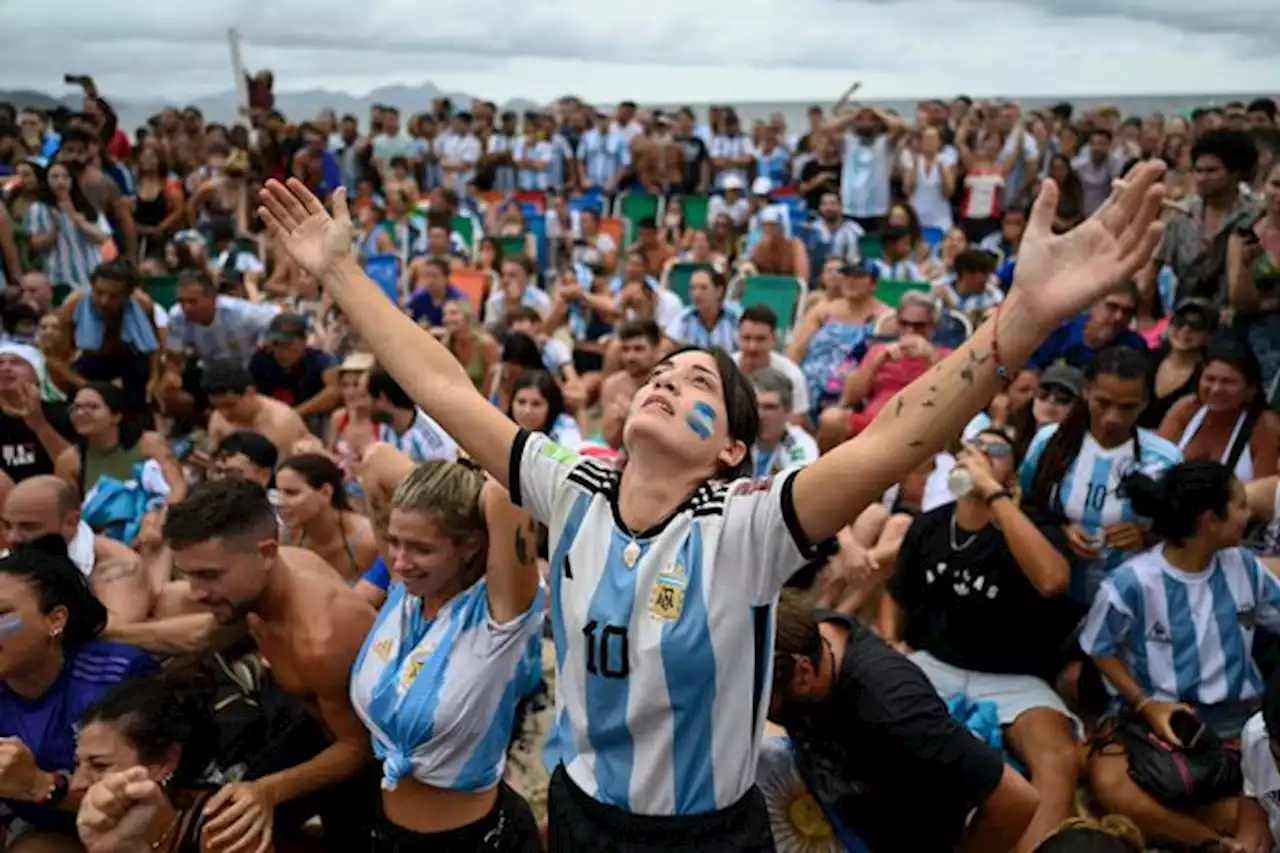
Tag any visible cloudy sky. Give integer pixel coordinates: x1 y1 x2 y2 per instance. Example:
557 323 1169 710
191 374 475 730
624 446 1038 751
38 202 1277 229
5 0 1278 103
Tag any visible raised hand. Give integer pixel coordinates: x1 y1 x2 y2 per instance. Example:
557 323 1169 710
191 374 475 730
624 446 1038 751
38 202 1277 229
1009 161 1166 335
257 179 352 279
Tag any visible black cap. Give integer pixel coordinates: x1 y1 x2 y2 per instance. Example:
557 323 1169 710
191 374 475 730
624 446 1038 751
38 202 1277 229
1173 297 1219 331
263 313 308 343
838 258 878 279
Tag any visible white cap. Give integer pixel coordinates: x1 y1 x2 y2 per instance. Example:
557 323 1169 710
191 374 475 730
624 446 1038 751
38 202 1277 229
0 341 47 384
751 176 773 196
722 174 746 192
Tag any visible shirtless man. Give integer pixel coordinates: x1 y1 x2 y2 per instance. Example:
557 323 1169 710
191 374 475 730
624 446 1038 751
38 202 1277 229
2 475 157 622
598 319 662 449
201 359 312 461
155 479 375 853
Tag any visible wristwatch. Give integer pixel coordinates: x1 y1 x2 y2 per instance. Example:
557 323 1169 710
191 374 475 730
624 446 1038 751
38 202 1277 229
44 771 70 808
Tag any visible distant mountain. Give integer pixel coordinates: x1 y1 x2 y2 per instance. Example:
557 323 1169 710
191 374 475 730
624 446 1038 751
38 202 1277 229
0 81 543 136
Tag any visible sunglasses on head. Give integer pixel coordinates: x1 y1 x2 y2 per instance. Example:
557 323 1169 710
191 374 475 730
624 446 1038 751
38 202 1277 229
1171 313 1211 332
971 438 1013 459
1036 385 1076 406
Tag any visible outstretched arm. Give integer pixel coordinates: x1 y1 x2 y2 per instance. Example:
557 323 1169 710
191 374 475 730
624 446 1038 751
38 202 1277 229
258 179 519 487
791 162 1168 544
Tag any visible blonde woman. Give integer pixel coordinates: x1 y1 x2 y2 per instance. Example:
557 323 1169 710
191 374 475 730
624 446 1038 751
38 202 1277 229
441 298 500 395
350 460 545 851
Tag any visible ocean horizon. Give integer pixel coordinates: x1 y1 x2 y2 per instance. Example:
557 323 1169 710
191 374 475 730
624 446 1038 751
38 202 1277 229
648 92 1274 128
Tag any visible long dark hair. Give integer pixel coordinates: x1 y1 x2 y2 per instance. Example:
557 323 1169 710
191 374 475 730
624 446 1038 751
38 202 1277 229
0 540 107 652
1201 336 1265 413
1120 460 1235 547
39 162 100 220
80 670 219 790
658 345 759 481
508 370 564 434
277 453 352 511
1028 348 1149 517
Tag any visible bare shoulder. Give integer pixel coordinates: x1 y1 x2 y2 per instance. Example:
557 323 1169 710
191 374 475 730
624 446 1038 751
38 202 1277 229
92 539 143 582
1164 393 1199 426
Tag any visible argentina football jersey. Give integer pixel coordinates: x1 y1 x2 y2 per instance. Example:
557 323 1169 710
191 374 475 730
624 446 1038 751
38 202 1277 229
1020 422 1182 603
508 429 828 816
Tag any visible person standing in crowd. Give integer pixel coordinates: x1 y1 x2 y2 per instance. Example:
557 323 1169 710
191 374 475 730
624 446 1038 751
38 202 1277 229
0 544 156 847
258 153 1170 851
158 479 378 853
880 429 1083 852
1081 461 1278 849
351 461 545 852
248 312 341 435
367 369 459 463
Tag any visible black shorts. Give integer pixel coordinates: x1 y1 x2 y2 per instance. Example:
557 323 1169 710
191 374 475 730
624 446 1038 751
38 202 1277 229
372 782 542 853
546 765 775 853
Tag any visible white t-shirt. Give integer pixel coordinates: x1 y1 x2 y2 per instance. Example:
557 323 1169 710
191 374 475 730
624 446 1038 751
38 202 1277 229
733 351 810 416
1241 711 1280 850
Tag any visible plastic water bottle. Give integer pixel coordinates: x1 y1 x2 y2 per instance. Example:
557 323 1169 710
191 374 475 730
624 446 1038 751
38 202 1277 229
947 466 975 500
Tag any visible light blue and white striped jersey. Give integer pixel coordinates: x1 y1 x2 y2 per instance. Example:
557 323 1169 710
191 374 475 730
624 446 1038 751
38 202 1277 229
513 138 554 193
23 202 110 289
664 303 743 353
166 295 280 366
387 410 459 463
547 134 575 192
709 133 755 191
754 145 791 188
1080 545 1280 706
840 133 892 219
577 128 627 191
511 430 826 815
870 257 926 283
751 425 819 479
351 578 545 792
1020 423 1182 601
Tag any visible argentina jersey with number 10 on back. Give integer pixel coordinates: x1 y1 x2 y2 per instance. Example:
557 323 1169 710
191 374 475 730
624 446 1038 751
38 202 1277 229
508 429 828 816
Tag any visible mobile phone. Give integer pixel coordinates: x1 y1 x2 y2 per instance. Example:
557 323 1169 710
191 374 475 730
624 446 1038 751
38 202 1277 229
1170 710 1205 749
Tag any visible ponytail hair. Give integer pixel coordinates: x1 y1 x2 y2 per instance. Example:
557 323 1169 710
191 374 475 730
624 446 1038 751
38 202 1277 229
1028 348 1149 517
1120 460 1235 546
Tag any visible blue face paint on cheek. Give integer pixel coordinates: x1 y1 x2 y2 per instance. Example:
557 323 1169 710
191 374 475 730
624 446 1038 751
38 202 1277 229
685 401 717 440
0 615 24 636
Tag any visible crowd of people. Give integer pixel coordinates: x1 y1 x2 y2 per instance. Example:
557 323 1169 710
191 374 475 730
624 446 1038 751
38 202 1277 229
0 72 1277 852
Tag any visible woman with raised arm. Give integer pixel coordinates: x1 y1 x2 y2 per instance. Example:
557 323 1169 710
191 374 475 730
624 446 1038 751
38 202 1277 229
257 162 1168 852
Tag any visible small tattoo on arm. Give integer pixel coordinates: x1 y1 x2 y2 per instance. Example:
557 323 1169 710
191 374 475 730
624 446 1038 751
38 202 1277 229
895 397 904 418
514 527 529 566
960 365 976 385
922 398 936 408
909 439 925 448
94 557 141 584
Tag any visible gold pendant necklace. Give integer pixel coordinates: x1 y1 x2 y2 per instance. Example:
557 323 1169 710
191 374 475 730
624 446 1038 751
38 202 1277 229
622 539 641 569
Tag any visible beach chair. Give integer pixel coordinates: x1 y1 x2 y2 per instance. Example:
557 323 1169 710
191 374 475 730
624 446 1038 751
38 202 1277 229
614 192 662 244
680 195 710 231
450 215 477 255
514 191 546 214
599 217 625 248
662 261 714 305
449 268 491 311
498 235 529 262
874 279 930 308
736 275 807 344
142 275 181 310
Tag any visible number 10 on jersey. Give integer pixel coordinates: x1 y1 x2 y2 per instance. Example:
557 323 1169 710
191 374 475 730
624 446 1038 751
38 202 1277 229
583 620 630 679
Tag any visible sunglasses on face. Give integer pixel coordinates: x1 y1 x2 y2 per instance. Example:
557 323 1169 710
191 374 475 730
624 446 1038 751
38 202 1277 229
1171 313 1211 333
971 439 1013 459
1036 385 1076 406
897 320 931 334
